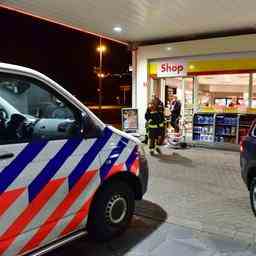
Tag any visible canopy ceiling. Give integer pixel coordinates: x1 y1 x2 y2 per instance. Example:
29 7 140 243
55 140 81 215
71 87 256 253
1 0 256 44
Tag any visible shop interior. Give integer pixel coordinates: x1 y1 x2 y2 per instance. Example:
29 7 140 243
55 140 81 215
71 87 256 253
149 73 256 145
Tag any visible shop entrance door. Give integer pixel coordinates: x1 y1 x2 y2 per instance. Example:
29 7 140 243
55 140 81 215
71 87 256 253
165 77 194 140
148 78 165 104
182 77 194 140
148 77 194 141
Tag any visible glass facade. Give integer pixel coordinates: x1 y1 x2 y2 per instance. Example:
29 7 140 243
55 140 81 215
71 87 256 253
197 74 250 111
148 72 256 144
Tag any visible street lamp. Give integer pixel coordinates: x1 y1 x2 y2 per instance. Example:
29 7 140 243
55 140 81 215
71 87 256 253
96 38 106 116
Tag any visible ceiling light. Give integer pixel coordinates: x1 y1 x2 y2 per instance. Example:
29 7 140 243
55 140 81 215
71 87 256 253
113 26 122 32
166 47 172 51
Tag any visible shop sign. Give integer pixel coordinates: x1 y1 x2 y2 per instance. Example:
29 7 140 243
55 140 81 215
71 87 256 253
157 61 187 78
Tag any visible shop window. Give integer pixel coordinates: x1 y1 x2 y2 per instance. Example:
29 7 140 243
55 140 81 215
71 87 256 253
198 74 249 112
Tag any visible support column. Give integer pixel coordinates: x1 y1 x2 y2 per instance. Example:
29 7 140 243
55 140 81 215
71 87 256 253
136 54 149 133
181 78 186 123
148 78 154 102
193 77 199 112
132 48 138 108
248 73 253 108
160 78 166 104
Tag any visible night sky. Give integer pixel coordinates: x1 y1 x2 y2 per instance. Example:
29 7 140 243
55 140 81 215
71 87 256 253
0 7 132 105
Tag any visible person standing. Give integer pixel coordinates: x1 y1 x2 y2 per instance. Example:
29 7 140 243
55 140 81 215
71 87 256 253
152 95 164 113
152 95 165 144
145 102 164 155
170 95 181 133
142 103 151 144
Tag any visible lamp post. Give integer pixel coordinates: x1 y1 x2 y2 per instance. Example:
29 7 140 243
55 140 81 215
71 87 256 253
96 38 106 117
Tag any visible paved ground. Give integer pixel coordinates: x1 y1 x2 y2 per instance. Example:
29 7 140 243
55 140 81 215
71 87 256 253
47 147 256 255
49 215 256 256
141 146 256 243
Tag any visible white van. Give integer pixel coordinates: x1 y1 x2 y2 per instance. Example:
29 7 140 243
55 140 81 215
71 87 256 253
0 63 148 256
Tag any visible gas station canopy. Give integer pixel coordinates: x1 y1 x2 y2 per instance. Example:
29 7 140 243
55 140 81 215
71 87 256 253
1 0 256 44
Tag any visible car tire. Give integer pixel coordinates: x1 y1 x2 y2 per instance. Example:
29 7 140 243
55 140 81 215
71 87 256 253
87 180 135 241
250 177 256 217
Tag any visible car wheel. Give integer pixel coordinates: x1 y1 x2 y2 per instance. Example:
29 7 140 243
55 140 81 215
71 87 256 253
87 180 135 241
250 177 256 216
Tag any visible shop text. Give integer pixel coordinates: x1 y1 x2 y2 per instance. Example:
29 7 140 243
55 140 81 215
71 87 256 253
160 63 184 74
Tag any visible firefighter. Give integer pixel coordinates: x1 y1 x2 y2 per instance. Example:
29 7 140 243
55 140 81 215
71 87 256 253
145 102 164 155
170 95 181 132
142 103 150 144
152 95 165 145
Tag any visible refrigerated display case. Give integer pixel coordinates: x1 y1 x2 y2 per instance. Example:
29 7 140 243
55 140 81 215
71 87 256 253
215 114 238 144
192 112 256 146
193 113 214 143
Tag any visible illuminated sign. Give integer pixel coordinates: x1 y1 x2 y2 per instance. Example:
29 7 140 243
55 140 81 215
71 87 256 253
157 61 187 77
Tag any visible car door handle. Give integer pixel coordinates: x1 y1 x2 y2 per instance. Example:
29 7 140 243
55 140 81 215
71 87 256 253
0 153 14 160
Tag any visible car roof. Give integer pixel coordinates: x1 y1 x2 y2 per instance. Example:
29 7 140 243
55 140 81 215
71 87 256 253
0 62 57 85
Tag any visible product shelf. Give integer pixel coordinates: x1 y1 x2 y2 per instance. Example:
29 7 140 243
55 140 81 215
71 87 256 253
192 112 256 146
193 113 215 143
194 123 214 126
215 124 237 127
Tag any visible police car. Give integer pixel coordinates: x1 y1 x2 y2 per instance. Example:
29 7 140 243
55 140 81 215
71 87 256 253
0 63 148 256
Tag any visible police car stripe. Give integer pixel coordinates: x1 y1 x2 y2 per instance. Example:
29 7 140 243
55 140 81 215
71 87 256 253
22 179 67 235
52 139 97 179
68 127 112 190
6 182 67 256
57 170 99 222
0 178 65 255
28 137 83 202
100 137 129 180
42 172 99 245
8 140 66 190
0 188 26 217
60 194 94 236
114 140 136 169
91 133 121 171
3 227 38 256
39 213 78 249
0 129 140 255
0 189 28 237
126 145 138 171
0 140 48 194
130 158 139 175
56 171 100 236
21 170 97 253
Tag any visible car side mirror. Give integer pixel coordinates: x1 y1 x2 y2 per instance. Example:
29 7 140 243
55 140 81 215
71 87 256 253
81 113 103 139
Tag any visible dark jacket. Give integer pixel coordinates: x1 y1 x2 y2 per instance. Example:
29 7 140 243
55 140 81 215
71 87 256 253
145 111 164 129
171 100 181 117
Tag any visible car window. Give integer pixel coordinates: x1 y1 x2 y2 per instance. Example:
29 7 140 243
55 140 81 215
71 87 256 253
0 73 81 144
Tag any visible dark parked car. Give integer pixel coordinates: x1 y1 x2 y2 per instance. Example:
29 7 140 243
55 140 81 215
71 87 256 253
240 121 256 216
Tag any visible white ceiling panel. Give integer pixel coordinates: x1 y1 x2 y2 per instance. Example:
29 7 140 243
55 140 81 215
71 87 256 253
1 0 256 43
